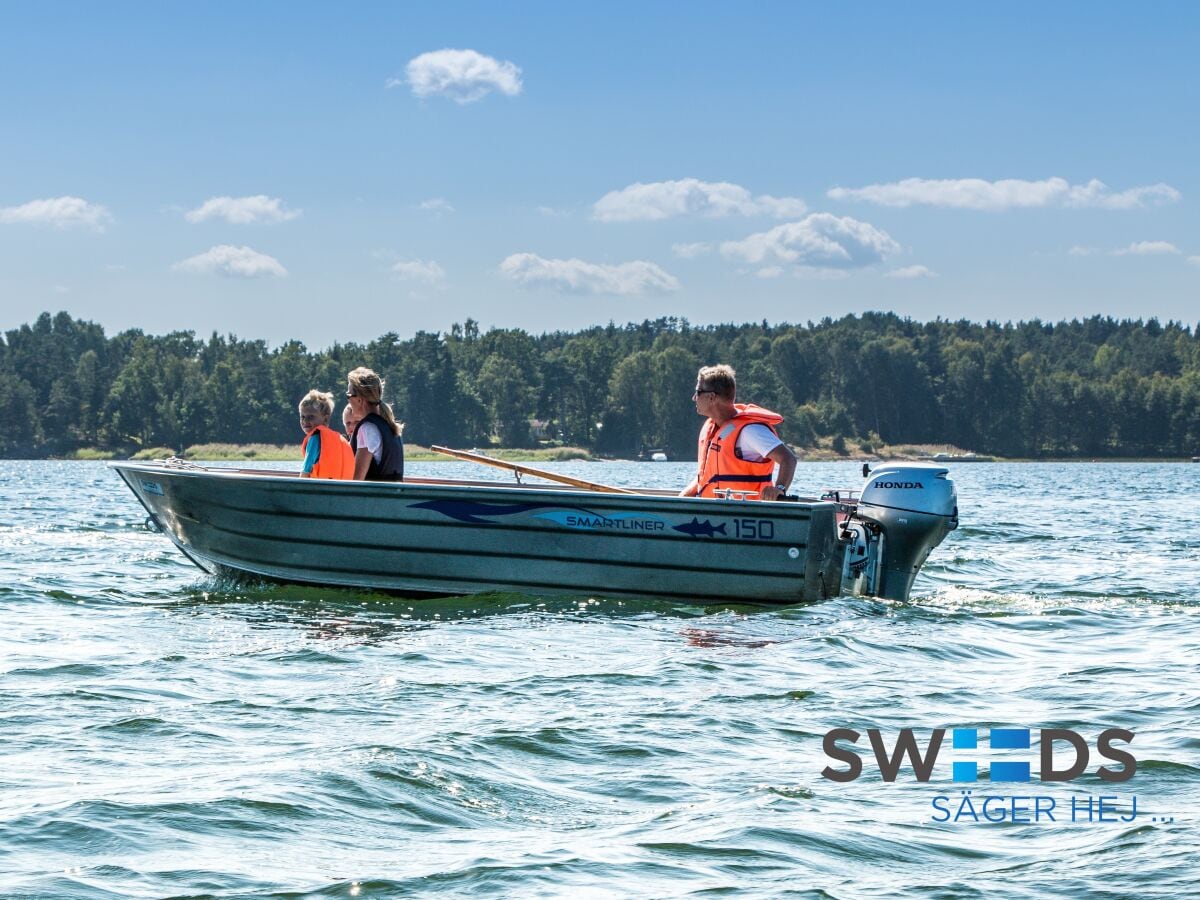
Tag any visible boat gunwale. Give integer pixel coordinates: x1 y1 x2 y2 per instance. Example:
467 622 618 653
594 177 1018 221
108 460 840 510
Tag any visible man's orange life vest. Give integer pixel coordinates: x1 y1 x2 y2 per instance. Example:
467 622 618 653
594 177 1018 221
302 424 355 480
695 404 784 499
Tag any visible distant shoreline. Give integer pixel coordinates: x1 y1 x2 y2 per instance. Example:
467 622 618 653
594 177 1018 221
39 443 1200 464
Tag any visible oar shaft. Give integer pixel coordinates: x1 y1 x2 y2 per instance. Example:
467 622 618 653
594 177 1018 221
430 446 636 494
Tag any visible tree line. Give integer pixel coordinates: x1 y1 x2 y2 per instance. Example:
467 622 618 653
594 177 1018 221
2 310 1199 458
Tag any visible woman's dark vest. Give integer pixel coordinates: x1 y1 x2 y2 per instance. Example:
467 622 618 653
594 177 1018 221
350 412 404 481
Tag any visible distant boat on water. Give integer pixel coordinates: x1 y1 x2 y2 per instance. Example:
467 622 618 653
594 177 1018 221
930 452 995 463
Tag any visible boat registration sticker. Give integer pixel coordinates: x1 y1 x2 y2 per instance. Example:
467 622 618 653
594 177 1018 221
141 480 164 496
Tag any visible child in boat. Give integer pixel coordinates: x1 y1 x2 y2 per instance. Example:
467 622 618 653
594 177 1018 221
342 402 362 439
299 389 355 479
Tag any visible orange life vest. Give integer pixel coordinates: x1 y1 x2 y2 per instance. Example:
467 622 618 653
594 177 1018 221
302 424 356 480
695 404 784 499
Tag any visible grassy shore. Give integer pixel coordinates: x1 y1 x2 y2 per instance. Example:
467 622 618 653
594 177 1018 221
72 439 980 463
790 439 987 461
109 443 597 462
57 442 1196 463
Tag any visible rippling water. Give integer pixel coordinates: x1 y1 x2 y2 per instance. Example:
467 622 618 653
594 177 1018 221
1 460 1197 897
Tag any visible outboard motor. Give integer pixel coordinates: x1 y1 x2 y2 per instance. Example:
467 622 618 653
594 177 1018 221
842 462 958 601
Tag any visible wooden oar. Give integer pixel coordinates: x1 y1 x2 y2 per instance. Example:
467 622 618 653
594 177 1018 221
430 445 637 494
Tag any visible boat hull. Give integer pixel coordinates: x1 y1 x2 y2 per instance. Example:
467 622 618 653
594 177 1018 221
112 462 846 604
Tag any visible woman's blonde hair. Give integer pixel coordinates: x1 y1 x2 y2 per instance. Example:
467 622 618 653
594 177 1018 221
347 367 403 436
299 389 334 421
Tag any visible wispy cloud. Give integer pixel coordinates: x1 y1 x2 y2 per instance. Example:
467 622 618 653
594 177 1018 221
593 178 806 222
185 195 300 225
0 196 111 230
886 264 938 279
828 177 1180 211
499 253 680 295
173 245 287 278
419 198 455 216
1068 245 1099 256
672 241 712 259
720 214 900 269
795 268 851 281
391 259 446 285
1112 241 1180 256
394 49 523 104
1188 255 1200 267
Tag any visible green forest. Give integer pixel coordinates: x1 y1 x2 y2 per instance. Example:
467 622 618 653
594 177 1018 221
2 310 1199 459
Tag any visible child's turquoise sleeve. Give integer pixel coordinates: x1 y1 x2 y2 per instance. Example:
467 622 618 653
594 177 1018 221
302 431 321 474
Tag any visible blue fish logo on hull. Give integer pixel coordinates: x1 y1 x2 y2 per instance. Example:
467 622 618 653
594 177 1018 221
673 517 727 538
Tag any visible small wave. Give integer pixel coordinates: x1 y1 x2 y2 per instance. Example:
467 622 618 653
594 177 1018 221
83 716 210 740
2 806 148 855
1132 758 1200 777
4 662 112 679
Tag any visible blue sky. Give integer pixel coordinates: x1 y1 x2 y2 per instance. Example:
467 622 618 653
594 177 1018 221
2 1 1197 349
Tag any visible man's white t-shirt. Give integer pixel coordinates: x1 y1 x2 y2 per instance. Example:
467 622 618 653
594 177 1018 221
735 423 782 462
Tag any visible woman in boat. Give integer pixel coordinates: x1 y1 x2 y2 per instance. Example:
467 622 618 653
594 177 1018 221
345 367 404 481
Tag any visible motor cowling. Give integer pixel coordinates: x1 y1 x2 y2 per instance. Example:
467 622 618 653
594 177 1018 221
854 462 958 601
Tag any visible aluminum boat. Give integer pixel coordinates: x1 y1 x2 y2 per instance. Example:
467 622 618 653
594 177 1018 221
112 460 957 604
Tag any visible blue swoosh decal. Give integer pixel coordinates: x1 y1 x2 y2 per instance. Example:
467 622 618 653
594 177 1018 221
410 499 594 525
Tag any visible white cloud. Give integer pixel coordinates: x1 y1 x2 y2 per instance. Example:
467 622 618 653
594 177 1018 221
185 195 300 225
755 266 784 279
828 177 1181 211
499 253 680 295
672 241 712 259
1066 181 1181 210
391 259 446 285
795 267 851 280
1068 245 1099 256
51 284 70 294
1188 255 1200 266
1112 241 1180 256
886 264 938 279
593 178 806 222
396 49 522 104
720 213 900 269
0 196 111 230
536 206 569 218
173 245 287 278
419 198 455 216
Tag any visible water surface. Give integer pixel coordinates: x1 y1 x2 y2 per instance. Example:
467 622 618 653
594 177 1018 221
1 460 1196 897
